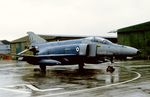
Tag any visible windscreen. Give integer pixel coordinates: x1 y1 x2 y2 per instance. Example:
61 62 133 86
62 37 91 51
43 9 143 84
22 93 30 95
85 37 113 45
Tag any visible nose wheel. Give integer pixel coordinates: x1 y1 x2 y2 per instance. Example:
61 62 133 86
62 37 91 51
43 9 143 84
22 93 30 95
106 66 115 73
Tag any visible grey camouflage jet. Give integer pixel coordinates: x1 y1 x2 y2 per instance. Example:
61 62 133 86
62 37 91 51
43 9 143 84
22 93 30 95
18 32 140 73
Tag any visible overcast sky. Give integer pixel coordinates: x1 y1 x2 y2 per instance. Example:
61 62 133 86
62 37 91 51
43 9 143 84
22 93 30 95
0 0 150 41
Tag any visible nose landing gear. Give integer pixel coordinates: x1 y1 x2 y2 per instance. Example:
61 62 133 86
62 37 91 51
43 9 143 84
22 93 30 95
106 66 115 73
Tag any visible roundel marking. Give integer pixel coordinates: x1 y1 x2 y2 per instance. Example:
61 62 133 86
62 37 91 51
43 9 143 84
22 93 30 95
76 47 80 52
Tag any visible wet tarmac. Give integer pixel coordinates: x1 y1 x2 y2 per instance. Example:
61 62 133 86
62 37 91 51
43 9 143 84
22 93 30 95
0 60 150 97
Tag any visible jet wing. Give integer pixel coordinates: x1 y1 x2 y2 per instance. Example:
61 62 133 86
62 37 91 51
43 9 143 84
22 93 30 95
17 54 76 58
17 54 77 65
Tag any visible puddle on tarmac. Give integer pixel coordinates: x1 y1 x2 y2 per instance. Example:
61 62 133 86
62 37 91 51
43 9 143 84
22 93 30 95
22 64 135 91
0 62 138 96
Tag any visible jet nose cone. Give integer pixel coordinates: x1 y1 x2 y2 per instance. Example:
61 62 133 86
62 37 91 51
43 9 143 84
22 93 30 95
125 46 140 56
132 48 141 56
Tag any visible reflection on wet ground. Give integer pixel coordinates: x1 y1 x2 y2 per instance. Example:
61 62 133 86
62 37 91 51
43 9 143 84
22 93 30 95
0 60 149 97
121 60 150 82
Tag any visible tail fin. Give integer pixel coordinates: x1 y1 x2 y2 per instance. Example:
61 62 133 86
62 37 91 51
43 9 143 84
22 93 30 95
27 32 47 45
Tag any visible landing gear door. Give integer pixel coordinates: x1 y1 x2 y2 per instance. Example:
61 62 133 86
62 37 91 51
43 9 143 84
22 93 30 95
88 43 97 57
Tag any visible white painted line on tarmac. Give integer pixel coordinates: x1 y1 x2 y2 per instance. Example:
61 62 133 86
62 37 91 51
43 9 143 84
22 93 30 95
0 67 34 71
4 84 27 88
37 71 141 97
2 84 63 93
26 85 39 91
0 64 15 68
127 65 150 68
0 87 30 94
26 85 63 92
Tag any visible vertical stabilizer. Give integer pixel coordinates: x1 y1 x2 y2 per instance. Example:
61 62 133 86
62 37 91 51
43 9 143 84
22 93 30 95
27 32 47 45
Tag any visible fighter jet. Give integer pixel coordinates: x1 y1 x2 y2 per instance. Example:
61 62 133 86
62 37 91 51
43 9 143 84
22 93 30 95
18 32 140 73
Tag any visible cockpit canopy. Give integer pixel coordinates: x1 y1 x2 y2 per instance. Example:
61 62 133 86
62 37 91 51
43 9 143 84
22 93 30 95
85 37 113 45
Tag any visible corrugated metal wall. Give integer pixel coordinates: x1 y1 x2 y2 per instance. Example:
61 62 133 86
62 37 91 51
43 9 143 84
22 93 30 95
118 31 150 58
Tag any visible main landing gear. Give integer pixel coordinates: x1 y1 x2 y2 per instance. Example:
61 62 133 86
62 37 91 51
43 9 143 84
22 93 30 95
34 65 46 73
78 62 84 71
106 66 115 73
39 65 46 73
35 63 85 73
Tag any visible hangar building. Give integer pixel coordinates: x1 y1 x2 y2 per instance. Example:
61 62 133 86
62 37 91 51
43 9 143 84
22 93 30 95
118 21 150 59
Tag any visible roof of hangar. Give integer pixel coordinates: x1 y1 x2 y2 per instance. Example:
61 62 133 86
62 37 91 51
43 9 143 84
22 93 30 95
118 21 150 33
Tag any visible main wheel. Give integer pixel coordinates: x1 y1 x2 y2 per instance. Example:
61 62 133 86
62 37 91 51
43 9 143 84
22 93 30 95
78 63 84 70
39 65 46 73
